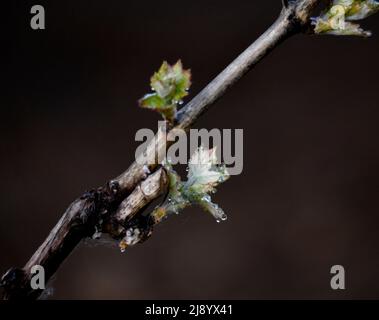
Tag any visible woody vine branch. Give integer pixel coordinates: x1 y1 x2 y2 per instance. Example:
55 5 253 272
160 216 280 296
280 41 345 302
2 0 378 300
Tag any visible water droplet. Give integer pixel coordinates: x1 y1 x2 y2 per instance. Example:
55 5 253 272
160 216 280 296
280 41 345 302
201 195 211 203
170 206 179 215
218 176 227 183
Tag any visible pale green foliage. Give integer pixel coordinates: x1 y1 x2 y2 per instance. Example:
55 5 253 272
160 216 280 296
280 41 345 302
139 60 191 123
119 65 229 252
313 0 379 36
152 146 230 223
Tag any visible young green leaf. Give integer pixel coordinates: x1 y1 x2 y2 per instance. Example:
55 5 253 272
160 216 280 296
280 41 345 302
312 0 379 37
150 146 230 225
139 60 191 124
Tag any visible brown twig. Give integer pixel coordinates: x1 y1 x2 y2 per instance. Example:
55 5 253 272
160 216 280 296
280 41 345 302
1 0 324 300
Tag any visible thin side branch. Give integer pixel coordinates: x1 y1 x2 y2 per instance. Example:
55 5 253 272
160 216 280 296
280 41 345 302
107 168 168 239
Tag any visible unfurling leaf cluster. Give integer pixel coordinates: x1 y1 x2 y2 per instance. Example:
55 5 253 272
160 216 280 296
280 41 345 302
139 60 191 124
313 0 379 37
152 146 230 224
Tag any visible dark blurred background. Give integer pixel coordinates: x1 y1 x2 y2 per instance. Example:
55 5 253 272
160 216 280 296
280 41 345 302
1 0 379 299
